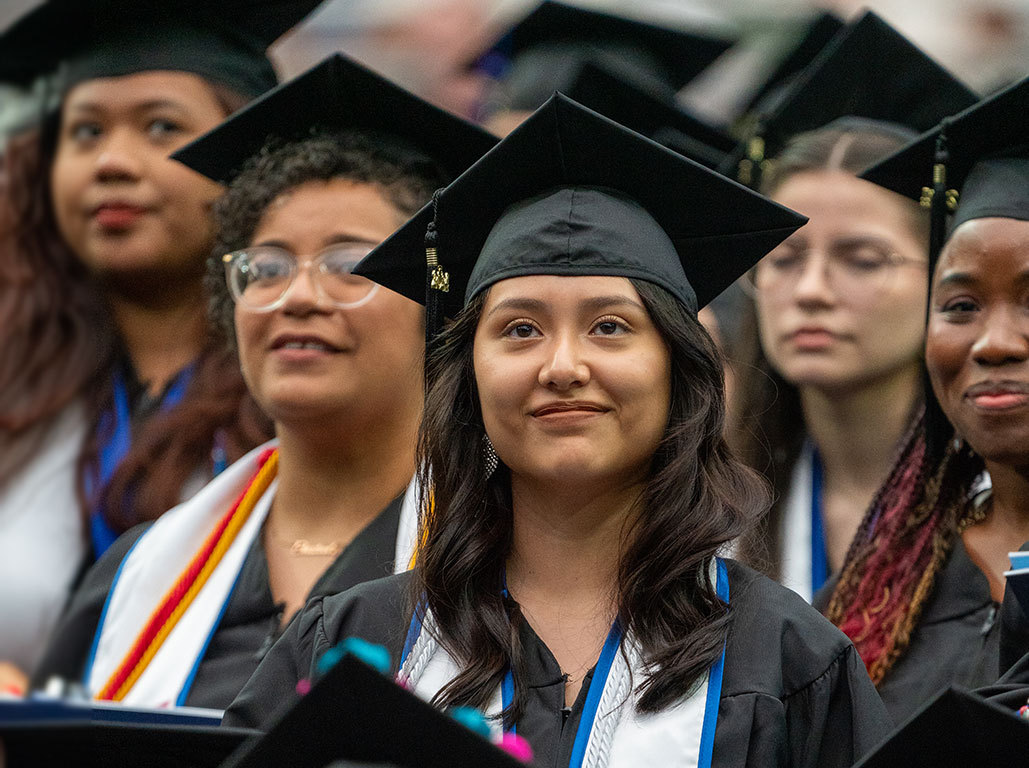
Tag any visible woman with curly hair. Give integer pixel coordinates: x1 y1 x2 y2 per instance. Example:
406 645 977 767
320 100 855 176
226 96 889 768
823 76 1029 723
28 55 497 710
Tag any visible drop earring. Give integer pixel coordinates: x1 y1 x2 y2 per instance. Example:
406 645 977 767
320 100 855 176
482 434 499 479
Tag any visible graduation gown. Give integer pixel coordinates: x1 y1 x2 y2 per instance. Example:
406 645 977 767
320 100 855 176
224 560 890 767
30 493 404 710
816 537 1004 725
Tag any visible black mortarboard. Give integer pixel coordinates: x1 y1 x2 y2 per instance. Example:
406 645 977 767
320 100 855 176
0 0 326 98
220 654 524 768
0 720 256 768
861 74 1029 258
729 10 977 188
564 61 735 170
740 11 844 116
352 93 806 338
484 0 732 106
853 687 1029 767
172 53 499 186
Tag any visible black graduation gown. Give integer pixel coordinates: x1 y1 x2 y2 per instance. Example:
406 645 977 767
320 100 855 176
224 560 890 768
815 538 1002 725
29 493 404 709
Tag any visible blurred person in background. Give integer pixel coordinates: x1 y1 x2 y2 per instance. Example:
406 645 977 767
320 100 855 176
728 12 975 601
0 0 323 694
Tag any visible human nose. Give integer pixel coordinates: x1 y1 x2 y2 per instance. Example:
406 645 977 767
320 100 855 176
280 260 330 315
971 308 1029 366
792 251 836 308
538 331 590 390
93 131 143 182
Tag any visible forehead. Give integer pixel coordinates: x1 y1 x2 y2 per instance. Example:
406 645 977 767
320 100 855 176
937 217 1029 278
61 70 219 114
252 179 402 245
482 274 643 309
771 170 917 236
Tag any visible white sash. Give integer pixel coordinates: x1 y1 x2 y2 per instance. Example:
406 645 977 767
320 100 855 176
398 560 728 768
86 440 419 707
780 444 815 602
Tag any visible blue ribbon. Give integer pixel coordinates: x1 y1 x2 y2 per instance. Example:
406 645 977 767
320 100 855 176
401 560 729 768
810 450 829 595
88 366 193 556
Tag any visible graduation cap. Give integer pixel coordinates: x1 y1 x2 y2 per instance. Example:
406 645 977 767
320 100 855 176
740 10 844 116
483 0 733 107
861 74 1029 264
172 53 499 186
0 720 256 768
0 0 326 98
352 93 807 340
729 10 977 188
564 61 735 170
220 653 525 768
853 687 1029 767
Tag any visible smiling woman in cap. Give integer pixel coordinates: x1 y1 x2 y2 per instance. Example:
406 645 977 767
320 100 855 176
225 94 889 767
0 0 325 694
824 75 1029 723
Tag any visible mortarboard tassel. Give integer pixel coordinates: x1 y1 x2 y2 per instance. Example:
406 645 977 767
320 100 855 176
424 189 448 347
922 119 959 462
925 118 959 274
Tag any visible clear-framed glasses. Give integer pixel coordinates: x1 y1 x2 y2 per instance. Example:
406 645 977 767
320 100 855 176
746 236 927 299
223 244 379 312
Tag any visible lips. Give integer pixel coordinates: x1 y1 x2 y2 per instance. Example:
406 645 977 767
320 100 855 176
91 202 148 229
270 333 341 353
964 380 1029 411
787 326 840 351
532 401 608 418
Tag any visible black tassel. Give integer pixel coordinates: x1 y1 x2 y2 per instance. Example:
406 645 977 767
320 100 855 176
923 120 956 463
927 121 951 276
424 189 446 347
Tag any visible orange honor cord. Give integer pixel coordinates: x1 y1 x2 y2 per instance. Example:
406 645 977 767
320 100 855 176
96 449 279 701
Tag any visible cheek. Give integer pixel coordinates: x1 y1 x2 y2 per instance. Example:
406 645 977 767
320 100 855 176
234 309 265 393
925 324 970 402
49 153 81 241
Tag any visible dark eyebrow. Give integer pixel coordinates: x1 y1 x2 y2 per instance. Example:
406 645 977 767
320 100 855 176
936 269 1029 289
64 99 190 115
935 272 976 289
252 236 377 251
485 294 646 320
485 297 547 320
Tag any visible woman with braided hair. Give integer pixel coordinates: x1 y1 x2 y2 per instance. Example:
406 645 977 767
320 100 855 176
822 76 1029 723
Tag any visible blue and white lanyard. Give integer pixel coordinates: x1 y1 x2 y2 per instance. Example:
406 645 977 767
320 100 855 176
400 558 729 768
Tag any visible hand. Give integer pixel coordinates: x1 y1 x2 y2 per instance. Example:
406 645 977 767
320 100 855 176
0 662 28 697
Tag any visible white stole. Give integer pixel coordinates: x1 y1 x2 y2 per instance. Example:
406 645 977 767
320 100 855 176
87 440 419 707
398 561 727 768
780 444 815 602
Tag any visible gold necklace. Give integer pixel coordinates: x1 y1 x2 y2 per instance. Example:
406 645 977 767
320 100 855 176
288 539 342 557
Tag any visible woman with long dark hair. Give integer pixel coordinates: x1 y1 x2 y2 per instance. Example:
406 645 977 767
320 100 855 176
731 121 930 601
0 0 330 692
225 96 888 767
28 54 497 711
823 76 1029 723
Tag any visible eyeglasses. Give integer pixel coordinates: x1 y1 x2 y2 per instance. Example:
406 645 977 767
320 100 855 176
749 236 927 298
223 244 379 312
